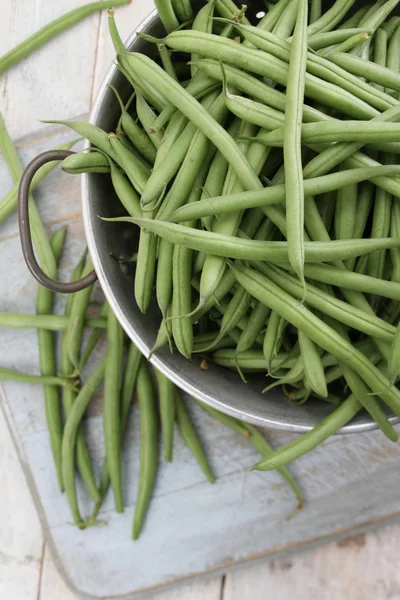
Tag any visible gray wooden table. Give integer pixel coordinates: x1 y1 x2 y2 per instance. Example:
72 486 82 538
2 2 400 600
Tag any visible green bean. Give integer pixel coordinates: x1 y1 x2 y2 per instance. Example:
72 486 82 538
0 1 129 76
383 15 400 38
230 263 400 416
388 322 400 382
341 366 398 441
175 391 215 483
254 262 394 342
322 31 370 55
62 356 106 528
134 223 158 314
0 312 106 330
133 361 158 539
104 309 125 513
37 228 66 492
0 369 71 386
61 151 110 174
309 28 372 50
43 120 117 157
259 0 292 32
65 258 95 372
172 0 193 22
136 94 163 148
109 84 156 163
154 0 180 33
310 0 321 24
109 216 400 263
190 0 216 78
117 62 169 114
298 331 327 398
171 165 400 221
263 356 304 392
339 6 370 29
330 51 400 91
193 332 235 352
257 121 400 146
272 0 297 38
299 263 400 301
358 0 400 33
157 31 379 119
79 303 109 371
0 111 24 181
390 199 400 301
95 150 141 219
201 287 252 353
152 74 220 133
61 253 100 505
306 0 356 36
335 179 357 244
236 302 270 355
153 368 175 462
255 393 362 469
283 0 307 283
171 242 193 358
91 342 142 522
263 311 285 369
215 0 251 25
116 90 136 132
108 133 149 195
213 348 317 371
372 29 388 93
225 91 284 132
367 174 392 296
157 43 178 81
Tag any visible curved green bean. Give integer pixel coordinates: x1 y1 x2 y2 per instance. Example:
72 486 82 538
104 309 125 513
283 0 308 282
250 395 361 470
62 357 106 528
133 361 158 540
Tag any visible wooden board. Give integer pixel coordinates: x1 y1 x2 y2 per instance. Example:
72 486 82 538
2 1 400 598
2 125 400 600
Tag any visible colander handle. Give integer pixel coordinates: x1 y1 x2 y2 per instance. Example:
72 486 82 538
18 149 97 293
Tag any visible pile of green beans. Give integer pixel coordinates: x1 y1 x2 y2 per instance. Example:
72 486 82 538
57 0 400 471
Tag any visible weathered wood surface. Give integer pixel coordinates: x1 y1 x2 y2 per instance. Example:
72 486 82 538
2 2 400 600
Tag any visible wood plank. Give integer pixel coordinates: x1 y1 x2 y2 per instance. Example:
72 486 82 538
0 0 101 140
0 403 43 600
92 0 156 100
223 524 400 600
40 543 222 600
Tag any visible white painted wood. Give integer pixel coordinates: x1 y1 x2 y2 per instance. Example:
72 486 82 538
0 0 100 141
223 525 400 600
0 404 43 600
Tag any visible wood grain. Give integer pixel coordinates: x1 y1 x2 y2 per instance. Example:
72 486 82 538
0 405 43 600
1 2 400 600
